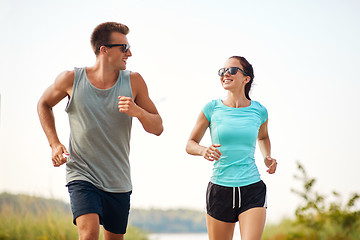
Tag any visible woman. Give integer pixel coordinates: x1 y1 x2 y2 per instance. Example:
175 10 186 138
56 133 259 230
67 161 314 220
186 56 277 240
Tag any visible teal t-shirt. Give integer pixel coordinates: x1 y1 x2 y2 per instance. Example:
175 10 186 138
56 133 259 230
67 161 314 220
202 99 268 187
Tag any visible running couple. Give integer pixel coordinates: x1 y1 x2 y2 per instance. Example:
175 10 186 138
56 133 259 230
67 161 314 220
38 21 277 240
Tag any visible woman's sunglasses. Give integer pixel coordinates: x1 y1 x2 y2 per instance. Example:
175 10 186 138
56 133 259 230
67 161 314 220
103 44 131 53
218 67 248 77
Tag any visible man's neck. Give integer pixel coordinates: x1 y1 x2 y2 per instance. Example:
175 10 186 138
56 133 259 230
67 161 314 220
86 61 120 89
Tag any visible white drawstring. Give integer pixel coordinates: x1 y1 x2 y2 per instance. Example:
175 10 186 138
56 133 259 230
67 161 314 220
232 187 242 209
238 187 241 208
233 187 235 209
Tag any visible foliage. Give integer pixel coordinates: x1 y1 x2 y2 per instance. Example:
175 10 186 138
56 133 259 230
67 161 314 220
129 208 207 233
0 193 148 240
263 162 360 240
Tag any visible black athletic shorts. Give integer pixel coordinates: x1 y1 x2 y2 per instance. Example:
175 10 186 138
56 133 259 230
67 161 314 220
206 180 267 223
67 180 132 234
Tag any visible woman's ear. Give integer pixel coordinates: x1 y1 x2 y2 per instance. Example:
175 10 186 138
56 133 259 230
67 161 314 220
244 76 251 84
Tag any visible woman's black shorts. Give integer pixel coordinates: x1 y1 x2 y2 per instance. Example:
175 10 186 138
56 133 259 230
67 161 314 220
206 180 267 223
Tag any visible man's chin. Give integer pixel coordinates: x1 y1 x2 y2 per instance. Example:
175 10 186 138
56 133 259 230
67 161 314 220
120 63 127 70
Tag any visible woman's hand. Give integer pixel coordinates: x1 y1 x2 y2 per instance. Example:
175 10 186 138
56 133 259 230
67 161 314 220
203 144 222 161
265 156 277 174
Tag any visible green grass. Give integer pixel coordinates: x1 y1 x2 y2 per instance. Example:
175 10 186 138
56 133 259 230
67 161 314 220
0 193 149 240
263 216 360 240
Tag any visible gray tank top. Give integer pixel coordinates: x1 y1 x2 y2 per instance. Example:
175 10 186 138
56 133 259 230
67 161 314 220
65 67 133 192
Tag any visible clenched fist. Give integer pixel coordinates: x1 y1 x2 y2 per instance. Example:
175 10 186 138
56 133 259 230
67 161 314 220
118 96 142 117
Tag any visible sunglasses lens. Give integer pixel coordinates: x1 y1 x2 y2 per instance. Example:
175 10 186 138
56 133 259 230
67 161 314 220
228 67 238 75
122 44 130 53
218 68 225 76
218 67 238 76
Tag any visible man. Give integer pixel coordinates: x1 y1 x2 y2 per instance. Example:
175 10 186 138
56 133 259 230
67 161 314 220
37 22 163 240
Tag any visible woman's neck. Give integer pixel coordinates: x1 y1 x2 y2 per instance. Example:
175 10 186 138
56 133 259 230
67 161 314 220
223 92 251 108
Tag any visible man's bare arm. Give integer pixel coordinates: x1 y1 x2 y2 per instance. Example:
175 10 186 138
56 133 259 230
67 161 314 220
37 71 74 166
119 72 163 136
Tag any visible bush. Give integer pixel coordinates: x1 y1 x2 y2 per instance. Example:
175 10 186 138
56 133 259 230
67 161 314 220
263 162 360 240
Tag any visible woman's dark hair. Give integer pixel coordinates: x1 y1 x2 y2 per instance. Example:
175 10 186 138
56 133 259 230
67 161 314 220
229 56 254 100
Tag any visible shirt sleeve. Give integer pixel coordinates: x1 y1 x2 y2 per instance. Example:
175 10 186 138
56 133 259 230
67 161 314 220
202 100 215 122
260 104 268 124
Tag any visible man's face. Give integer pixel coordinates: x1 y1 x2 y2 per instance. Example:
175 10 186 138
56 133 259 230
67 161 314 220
105 32 132 70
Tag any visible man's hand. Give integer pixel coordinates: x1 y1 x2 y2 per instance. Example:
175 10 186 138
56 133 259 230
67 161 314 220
51 143 69 167
118 96 142 117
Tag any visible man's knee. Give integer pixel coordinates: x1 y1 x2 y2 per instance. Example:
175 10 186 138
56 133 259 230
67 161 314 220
78 231 99 240
76 213 100 240
103 230 124 240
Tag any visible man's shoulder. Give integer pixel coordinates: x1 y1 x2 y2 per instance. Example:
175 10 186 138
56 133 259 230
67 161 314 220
129 71 142 80
129 71 146 87
57 70 75 81
54 70 75 90
127 71 148 99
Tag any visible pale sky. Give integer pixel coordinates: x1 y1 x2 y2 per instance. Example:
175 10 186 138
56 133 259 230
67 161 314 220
1 0 360 223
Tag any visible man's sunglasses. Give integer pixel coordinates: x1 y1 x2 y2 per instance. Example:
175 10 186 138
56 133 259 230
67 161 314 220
103 44 131 53
218 67 248 77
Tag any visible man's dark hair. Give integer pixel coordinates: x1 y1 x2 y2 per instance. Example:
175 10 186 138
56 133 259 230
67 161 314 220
91 22 129 56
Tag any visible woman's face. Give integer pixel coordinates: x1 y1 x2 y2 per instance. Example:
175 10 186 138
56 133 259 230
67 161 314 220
220 58 249 91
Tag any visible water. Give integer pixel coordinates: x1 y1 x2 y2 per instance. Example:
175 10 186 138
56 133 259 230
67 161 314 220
150 233 208 240
150 228 242 240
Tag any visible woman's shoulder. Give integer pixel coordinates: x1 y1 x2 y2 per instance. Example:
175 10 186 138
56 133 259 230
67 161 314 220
251 100 268 114
251 101 268 122
202 99 221 113
251 100 266 109
204 99 221 107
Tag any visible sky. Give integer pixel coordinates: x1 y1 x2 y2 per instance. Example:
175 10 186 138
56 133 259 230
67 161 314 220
0 0 360 223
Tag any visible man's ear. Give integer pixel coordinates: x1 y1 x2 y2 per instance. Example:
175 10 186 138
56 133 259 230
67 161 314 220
99 46 107 54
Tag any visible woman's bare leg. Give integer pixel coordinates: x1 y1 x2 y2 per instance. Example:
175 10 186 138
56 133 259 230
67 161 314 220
238 207 266 240
206 214 235 240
